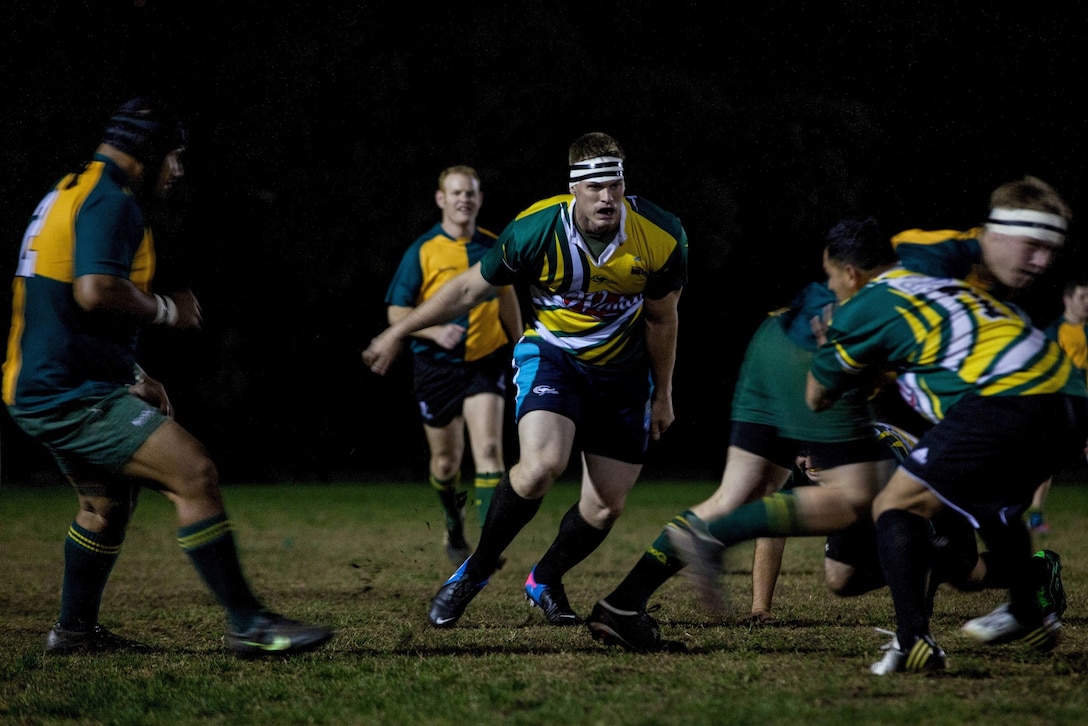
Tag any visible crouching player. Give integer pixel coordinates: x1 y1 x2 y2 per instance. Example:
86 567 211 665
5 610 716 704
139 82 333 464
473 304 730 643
807 261 1088 675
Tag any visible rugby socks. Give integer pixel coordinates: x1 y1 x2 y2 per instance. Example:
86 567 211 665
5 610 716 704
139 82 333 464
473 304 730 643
58 521 123 631
473 471 502 527
875 509 932 649
704 492 800 545
431 473 466 537
532 503 609 584
978 519 1041 623
464 475 540 581
178 513 264 632
603 513 691 611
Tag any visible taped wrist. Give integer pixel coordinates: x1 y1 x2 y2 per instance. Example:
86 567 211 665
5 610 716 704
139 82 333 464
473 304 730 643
152 294 178 326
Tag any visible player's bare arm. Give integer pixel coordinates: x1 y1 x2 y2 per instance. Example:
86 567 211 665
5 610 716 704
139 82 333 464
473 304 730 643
805 371 836 412
387 305 466 349
497 285 523 344
363 262 496 375
643 289 681 440
73 274 202 329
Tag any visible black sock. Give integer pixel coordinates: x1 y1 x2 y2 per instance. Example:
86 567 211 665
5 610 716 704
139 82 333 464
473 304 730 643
58 521 123 631
533 503 609 584
603 518 688 610
465 475 541 581
978 519 1038 623
876 509 933 648
178 513 264 631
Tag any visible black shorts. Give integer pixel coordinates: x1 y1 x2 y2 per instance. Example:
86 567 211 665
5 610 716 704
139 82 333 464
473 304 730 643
412 352 509 428
902 394 1088 528
729 420 888 471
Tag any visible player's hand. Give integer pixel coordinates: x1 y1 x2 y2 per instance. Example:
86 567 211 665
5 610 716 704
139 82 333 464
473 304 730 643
649 395 675 441
168 289 203 330
809 303 835 347
127 374 173 417
362 330 404 375
433 324 467 350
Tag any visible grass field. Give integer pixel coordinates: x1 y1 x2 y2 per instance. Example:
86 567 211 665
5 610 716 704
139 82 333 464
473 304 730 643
2 476 1087 725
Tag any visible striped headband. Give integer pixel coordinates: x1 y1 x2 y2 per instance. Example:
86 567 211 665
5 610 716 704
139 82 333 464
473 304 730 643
569 156 624 187
985 207 1068 245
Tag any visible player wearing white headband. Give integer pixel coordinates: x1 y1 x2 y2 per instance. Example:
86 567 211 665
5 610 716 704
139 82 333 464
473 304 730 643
892 175 1072 295
364 132 688 631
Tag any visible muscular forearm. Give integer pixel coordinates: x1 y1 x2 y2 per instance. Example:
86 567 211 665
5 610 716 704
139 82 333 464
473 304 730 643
387 267 492 340
73 274 157 319
644 292 680 397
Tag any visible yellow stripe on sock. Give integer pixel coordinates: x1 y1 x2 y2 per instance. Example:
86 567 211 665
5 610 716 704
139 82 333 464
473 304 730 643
67 525 122 555
177 519 234 551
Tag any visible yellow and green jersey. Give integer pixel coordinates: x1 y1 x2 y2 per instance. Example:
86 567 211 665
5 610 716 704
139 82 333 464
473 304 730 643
3 155 154 410
1044 315 1088 382
810 267 1087 424
891 227 994 292
479 194 687 367
385 224 509 363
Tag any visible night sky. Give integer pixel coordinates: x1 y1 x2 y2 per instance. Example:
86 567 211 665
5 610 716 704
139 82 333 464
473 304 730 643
3 2 1087 483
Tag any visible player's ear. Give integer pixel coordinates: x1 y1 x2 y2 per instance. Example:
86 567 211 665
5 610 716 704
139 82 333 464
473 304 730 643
435 189 445 208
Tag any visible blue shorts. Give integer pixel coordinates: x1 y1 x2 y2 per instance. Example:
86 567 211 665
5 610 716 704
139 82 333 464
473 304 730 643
511 337 651 464
902 394 1088 528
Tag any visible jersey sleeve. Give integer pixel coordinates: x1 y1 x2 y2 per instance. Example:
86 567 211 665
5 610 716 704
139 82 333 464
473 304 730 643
809 286 899 395
643 225 688 299
385 242 425 306
73 191 143 277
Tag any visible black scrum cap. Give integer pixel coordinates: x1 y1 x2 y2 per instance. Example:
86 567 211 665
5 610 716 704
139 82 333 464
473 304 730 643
101 97 187 165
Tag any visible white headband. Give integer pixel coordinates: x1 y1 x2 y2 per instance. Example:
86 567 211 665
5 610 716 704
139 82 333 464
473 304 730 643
985 207 1068 245
569 156 624 189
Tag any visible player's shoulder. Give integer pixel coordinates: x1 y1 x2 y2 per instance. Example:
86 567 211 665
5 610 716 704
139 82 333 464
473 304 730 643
626 195 684 234
514 194 570 221
891 227 980 248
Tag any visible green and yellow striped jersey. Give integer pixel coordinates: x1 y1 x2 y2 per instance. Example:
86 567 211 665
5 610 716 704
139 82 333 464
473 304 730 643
479 194 687 367
810 266 1087 424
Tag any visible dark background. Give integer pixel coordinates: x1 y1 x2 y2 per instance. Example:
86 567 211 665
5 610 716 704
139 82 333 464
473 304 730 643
3 1 1087 484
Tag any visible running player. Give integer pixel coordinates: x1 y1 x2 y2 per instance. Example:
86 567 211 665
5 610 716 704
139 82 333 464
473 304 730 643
364 132 687 629
384 166 522 564
585 216 896 652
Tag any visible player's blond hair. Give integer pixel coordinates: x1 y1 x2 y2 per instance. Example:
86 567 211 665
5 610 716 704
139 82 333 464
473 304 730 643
568 133 625 165
437 165 480 192
990 176 1072 223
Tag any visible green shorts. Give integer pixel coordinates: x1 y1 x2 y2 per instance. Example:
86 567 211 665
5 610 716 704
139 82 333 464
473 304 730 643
8 387 168 481
730 315 873 442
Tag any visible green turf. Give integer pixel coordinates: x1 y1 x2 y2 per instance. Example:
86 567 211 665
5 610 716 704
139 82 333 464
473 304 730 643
2 476 1086 725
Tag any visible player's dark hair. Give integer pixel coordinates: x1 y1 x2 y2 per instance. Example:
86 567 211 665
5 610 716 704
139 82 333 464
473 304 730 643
1063 279 1088 296
825 215 895 272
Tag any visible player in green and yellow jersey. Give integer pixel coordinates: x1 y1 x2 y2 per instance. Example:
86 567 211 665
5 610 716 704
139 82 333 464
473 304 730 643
364 132 687 630
384 166 522 565
4 98 333 657
808 260 1088 674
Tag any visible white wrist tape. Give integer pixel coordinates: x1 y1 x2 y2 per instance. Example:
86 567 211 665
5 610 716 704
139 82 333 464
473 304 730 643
153 294 179 326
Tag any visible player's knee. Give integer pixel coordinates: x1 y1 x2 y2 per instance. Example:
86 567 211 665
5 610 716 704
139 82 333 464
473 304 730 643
582 501 624 529
430 457 460 481
77 494 134 534
824 560 855 595
173 454 220 500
